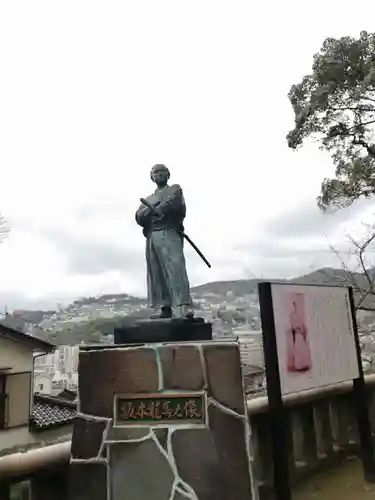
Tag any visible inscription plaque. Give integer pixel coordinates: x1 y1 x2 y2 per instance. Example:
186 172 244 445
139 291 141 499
114 392 207 426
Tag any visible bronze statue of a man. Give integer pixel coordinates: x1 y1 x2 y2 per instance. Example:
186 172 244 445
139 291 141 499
135 164 193 319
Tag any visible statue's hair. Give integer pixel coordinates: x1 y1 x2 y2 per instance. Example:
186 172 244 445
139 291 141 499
150 164 170 181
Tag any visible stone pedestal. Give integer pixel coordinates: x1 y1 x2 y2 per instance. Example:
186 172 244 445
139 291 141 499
69 339 254 500
30 467 68 500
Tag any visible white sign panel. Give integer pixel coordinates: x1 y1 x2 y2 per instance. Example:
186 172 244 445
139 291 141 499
271 284 359 395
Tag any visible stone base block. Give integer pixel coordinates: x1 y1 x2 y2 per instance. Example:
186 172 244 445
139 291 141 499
114 317 212 344
31 467 68 500
69 462 107 500
70 341 254 500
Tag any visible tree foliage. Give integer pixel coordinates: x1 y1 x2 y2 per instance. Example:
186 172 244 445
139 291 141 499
287 31 375 210
0 214 10 243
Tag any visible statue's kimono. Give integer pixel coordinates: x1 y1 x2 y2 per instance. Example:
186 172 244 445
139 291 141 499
135 184 192 309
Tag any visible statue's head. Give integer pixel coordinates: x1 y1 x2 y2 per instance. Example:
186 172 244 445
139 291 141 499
150 164 170 187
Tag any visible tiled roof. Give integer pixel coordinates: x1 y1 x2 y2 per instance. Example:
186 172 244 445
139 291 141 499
0 322 55 353
31 394 76 431
57 389 78 402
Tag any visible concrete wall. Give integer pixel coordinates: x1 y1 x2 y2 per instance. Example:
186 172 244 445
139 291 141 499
0 426 73 454
6 373 32 428
0 338 34 454
0 338 33 373
34 373 52 395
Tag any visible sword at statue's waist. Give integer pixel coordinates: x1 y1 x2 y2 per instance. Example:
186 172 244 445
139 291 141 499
140 197 211 269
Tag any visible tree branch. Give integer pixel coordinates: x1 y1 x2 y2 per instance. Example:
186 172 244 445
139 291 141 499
358 305 375 312
350 119 375 129
0 215 10 243
328 226 375 311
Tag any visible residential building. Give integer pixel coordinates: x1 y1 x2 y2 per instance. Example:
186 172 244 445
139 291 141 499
0 324 76 456
34 345 79 395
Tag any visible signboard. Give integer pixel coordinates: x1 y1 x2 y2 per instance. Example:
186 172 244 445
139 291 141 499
270 283 359 395
114 392 207 427
258 282 375 500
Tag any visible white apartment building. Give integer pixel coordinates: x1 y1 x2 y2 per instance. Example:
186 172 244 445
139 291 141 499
34 345 79 395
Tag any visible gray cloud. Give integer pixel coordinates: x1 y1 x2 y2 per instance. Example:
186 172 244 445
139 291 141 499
235 229 352 281
240 250 344 282
73 199 135 221
230 197 375 278
18 194 371 306
262 197 375 239
42 228 145 276
244 236 332 260
0 292 67 311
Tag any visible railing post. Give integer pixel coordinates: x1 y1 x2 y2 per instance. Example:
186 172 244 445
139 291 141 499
292 403 318 472
30 467 68 500
330 394 358 454
367 387 375 426
0 483 10 500
284 408 296 481
346 392 359 445
314 399 334 459
250 413 274 490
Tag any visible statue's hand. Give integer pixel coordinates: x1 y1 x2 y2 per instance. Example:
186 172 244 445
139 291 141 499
138 199 163 221
152 212 165 222
150 201 164 219
141 207 151 217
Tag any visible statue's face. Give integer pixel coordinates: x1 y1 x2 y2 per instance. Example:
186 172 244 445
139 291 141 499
152 166 169 186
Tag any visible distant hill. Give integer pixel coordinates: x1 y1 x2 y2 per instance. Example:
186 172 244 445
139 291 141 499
292 267 368 286
12 266 375 321
192 267 375 301
191 280 260 296
71 293 145 307
11 266 375 345
69 267 369 304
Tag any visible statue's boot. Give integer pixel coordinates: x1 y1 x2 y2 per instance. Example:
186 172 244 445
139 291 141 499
179 305 194 319
150 306 173 319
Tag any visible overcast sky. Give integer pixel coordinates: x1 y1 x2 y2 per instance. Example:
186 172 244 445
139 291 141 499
1 1 375 310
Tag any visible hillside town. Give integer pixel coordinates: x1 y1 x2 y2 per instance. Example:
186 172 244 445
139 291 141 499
0 286 264 397
2 268 375 400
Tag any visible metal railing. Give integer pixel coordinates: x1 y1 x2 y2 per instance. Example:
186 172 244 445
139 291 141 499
248 374 375 495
